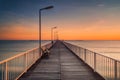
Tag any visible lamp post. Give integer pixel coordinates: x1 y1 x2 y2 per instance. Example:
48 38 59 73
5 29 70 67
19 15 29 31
56 31 59 40
54 31 58 41
39 6 54 54
51 27 57 44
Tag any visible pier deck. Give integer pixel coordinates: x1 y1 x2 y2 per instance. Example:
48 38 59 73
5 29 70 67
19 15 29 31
19 41 104 80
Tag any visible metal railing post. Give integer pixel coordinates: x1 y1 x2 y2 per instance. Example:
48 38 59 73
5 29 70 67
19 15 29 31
33 50 35 62
114 60 117 80
25 53 28 71
63 42 120 80
84 49 86 62
94 53 96 72
0 43 52 80
5 62 8 80
79 47 81 57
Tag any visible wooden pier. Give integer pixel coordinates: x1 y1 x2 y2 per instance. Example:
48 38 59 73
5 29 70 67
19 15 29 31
19 41 104 80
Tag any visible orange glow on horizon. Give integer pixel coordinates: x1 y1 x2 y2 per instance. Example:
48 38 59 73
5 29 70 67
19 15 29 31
1 0 120 40
1 20 120 40
1 26 120 40
1 32 120 40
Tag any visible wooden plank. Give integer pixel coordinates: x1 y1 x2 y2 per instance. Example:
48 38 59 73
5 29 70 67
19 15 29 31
19 41 104 80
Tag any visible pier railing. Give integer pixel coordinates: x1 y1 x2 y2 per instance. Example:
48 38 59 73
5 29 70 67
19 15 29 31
0 42 52 80
63 41 120 80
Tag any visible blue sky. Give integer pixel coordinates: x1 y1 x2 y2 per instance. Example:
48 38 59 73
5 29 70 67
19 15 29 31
1 0 120 25
0 0 120 40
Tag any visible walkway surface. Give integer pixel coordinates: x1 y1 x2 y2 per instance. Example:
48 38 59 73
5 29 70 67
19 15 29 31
19 41 104 80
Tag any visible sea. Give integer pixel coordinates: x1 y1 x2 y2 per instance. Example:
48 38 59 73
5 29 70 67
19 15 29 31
0 40 120 61
0 40 50 61
65 40 120 60
0 40 120 79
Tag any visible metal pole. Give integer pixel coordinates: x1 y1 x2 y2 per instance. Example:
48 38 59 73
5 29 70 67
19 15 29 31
94 53 96 72
51 28 53 43
39 10 41 56
84 49 86 62
5 62 8 80
114 60 117 80
51 27 56 44
39 5 54 51
54 31 56 41
53 31 55 41
25 53 28 71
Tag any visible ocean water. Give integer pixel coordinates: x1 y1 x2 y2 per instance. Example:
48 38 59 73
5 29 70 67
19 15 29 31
0 40 50 61
66 40 120 60
0 40 120 61
0 40 119 79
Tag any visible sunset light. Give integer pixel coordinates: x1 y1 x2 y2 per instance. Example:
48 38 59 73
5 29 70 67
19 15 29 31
0 0 120 40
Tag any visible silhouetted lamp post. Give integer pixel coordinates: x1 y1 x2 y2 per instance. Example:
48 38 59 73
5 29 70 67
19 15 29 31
51 27 57 44
55 31 58 40
39 6 54 54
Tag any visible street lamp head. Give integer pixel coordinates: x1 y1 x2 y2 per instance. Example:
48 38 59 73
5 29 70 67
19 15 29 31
44 6 54 10
53 27 57 29
52 26 57 29
40 6 54 10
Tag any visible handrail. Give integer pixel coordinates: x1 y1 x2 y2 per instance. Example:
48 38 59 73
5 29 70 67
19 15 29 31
84 47 120 63
64 41 120 62
63 41 120 80
0 42 53 80
0 47 38 64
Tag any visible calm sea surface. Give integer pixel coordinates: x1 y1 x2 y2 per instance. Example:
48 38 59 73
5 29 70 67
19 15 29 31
0 40 50 61
0 40 120 61
66 40 120 60
0 40 120 79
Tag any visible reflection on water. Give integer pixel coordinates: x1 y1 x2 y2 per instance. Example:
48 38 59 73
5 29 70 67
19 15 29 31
66 40 120 60
96 54 116 80
0 43 40 80
65 41 120 80
0 40 50 80
0 40 50 61
0 55 28 80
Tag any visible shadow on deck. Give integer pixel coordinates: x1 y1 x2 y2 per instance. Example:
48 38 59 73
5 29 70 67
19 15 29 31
19 41 104 80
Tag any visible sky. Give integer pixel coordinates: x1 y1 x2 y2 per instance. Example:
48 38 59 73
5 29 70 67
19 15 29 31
0 0 120 40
